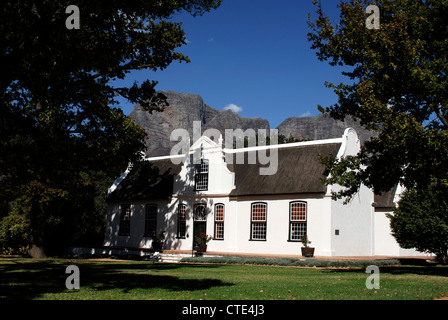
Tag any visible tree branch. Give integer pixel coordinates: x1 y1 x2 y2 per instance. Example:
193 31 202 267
92 63 155 80
432 104 448 129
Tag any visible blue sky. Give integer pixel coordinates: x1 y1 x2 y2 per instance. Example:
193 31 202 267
118 0 346 129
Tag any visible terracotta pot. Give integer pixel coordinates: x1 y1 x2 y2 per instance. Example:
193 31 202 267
301 247 315 257
196 244 207 253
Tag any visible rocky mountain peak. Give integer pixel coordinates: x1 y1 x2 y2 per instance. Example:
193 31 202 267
129 90 374 157
129 91 270 156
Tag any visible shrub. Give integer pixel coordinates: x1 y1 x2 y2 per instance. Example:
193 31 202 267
180 256 400 268
0 201 31 255
390 185 448 264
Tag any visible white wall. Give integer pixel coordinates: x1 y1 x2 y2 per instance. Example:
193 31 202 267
373 209 430 257
173 136 235 196
373 209 399 255
104 195 336 256
104 200 172 249
161 196 235 252
330 184 375 256
103 203 118 247
228 196 332 256
327 127 377 256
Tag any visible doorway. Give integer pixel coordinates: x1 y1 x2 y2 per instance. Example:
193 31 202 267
193 221 206 249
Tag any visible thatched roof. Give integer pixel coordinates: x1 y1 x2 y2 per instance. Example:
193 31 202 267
107 142 342 201
228 143 342 197
372 186 398 209
107 159 182 201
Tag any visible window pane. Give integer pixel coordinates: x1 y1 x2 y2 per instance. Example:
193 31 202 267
215 204 224 221
119 205 131 236
215 222 224 239
145 220 156 237
178 221 186 238
198 161 209 173
121 204 131 220
146 205 157 220
290 222 306 240
290 202 306 221
251 203 266 221
178 204 186 238
214 204 224 240
195 173 208 191
251 223 266 240
179 204 186 220
195 160 209 191
119 220 130 236
144 205 157 237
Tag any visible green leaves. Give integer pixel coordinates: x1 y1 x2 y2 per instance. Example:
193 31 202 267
308 0 448 200
0 0 222 256
390 185 448 262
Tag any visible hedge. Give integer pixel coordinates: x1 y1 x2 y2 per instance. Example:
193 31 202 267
180 256 401 268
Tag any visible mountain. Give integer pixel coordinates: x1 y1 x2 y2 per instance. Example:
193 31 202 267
129 90 375 157
129 91 270 157
276 114 376 144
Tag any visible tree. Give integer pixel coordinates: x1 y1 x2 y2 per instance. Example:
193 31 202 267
0 0 222 257
307 0 448 200
389 185 448 264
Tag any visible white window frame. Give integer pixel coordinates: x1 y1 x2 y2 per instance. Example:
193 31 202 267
177 203 187 238
250 202 267 241
119 204 131 236
144 204 158 237
214 203 225 240
289 201 307 241
195 159 209 191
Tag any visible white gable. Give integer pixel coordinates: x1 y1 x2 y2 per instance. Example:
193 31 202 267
189 135 221 152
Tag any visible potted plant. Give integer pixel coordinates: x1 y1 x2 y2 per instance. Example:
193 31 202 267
194 233 213 252
300 234 315 257
152 231 166 252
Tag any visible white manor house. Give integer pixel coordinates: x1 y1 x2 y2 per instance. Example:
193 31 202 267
103 128 427 257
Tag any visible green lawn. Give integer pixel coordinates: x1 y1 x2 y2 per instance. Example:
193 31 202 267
0 257 447 300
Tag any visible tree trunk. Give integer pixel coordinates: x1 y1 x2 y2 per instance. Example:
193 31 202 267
29 243 47 258
438 248 448 265
28 201 47 258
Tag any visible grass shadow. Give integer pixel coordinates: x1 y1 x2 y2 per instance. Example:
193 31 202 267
0 258 233 300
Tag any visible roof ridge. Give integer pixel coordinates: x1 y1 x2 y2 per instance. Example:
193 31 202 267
144 137 344 162
225 137 343 154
